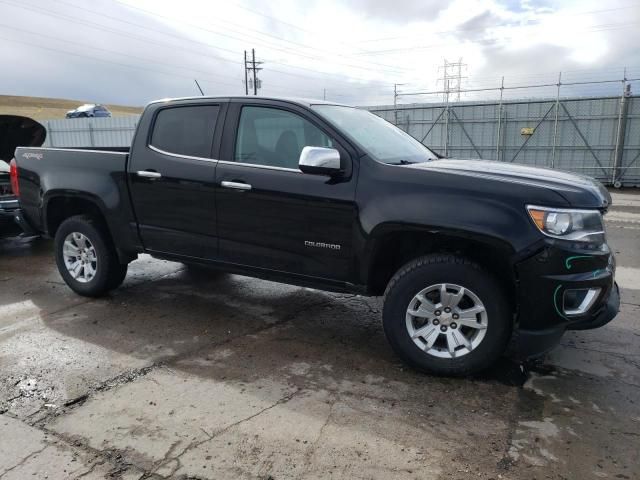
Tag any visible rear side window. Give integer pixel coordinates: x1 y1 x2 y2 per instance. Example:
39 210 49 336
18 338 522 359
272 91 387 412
150 105 219 158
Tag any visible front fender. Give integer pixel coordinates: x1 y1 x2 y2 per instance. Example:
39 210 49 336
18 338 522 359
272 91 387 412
353 155 556 290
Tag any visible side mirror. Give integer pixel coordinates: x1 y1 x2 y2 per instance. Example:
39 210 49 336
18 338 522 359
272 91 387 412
299 146 342 176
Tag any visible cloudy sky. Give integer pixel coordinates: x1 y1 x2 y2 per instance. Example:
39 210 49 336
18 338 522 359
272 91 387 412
1 0 639 106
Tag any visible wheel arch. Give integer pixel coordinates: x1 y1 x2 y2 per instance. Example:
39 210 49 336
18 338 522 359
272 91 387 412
44 191 107 235
44 192 134 263
362 224 518 305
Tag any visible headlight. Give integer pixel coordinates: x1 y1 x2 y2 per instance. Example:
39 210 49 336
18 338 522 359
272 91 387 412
527 205 605 243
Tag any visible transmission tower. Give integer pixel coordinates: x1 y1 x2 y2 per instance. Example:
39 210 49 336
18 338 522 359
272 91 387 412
437 58 467 102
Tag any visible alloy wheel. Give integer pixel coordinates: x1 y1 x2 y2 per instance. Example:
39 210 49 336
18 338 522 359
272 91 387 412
405 283 488 358
62 232 98 283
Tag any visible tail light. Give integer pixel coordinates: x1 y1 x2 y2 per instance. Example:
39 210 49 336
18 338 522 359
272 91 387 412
9 158 19 197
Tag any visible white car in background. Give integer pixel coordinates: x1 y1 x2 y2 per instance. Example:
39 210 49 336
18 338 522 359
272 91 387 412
65 104 112 118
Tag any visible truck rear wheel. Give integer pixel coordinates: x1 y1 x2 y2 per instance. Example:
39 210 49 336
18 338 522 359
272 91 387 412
382 254 511 376
54 215 128 297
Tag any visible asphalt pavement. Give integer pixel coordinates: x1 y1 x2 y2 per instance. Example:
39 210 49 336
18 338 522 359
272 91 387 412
0 191 638 480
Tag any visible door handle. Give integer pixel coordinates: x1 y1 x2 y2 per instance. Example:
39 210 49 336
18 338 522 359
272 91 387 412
137 170 162 179
221 181 252 191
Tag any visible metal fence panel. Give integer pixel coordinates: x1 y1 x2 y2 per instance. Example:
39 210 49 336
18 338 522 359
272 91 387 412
620 97 640 186
39 96 639 186
368 95 639 187
42 116 140 148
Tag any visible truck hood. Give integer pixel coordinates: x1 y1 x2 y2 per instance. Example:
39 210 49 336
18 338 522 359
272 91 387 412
408 158 611 209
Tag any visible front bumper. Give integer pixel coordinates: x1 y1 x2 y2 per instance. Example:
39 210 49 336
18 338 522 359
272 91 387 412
509 240 619 359
509 282 619 359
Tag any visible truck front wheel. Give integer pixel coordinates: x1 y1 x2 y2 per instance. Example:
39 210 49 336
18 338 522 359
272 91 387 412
54 215 128 297
382 254 511 376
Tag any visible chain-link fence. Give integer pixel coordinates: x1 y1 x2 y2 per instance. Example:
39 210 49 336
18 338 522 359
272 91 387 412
370 72 640 187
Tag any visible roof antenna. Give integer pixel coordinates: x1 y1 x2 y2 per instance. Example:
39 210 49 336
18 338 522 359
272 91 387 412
194 79 205 96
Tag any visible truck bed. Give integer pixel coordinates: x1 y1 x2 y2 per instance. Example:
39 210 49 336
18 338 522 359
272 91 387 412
14 146 136 248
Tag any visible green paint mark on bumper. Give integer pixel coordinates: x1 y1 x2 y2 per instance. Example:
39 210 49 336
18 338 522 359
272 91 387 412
553 284 570 321
565 255 592 270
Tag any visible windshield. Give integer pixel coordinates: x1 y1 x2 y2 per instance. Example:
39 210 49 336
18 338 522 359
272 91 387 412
311 105 437 164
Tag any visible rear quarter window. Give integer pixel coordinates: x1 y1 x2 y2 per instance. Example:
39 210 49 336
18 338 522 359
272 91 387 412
150 105 219 158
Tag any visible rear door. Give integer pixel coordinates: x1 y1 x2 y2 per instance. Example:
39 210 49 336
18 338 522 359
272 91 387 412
128 102 225 259
215 100 358 283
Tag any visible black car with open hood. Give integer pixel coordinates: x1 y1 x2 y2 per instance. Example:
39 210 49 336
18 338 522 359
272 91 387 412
0 114 46 237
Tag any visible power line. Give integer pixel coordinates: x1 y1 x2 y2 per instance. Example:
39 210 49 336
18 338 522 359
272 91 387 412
354 2 640 45
110 0 412 74
0 32 373 102
0 34 241 90
0 23 243 85
0 13 392 101
2 0 404 90
0 0 242 65
102 0 409 75
356 20 640 56
261 62 395 90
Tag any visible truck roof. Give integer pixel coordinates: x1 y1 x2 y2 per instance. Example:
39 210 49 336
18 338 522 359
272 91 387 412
147 96 350 108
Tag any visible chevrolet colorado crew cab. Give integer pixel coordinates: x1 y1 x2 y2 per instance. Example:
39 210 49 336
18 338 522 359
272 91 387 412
12 96 619 376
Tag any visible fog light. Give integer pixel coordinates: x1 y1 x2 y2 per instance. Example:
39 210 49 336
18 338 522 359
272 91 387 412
563 288 601 315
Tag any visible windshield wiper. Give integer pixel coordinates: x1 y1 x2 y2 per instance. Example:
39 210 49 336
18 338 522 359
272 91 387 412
388 160 417 165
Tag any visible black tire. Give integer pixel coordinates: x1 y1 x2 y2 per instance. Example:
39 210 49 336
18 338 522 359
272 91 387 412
54 215 128 297
382 254 512 377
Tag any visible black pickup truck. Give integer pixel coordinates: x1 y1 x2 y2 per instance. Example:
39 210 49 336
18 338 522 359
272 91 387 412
13 96 619 375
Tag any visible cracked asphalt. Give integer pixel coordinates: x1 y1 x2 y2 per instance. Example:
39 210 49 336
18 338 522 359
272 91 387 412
1 190 639 480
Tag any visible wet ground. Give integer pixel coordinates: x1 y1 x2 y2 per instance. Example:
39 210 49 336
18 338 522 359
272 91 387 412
1 191 639 480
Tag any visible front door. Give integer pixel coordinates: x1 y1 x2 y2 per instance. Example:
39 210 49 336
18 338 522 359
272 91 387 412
215 103 358 283
128 103 222 259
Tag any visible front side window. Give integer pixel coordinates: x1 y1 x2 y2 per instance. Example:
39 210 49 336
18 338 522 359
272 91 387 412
150 105 219 158
234 106 333 170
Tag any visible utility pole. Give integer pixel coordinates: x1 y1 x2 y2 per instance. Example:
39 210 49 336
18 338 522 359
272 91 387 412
551 71 562 168
243 50 249 96
323 88 326 100
612 68 630 186
393 84 398 125
243 49 263 96
393 83 406 125
495 76 504 161
252 48 258 95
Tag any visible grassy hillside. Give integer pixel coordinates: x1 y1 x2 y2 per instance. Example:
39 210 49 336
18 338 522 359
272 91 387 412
0 95 143 120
